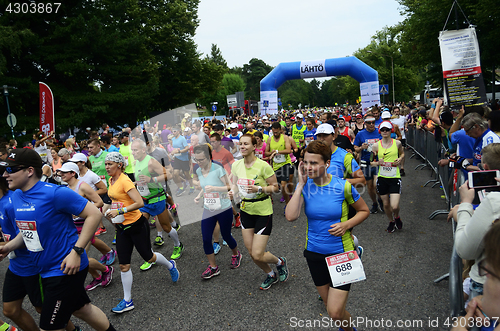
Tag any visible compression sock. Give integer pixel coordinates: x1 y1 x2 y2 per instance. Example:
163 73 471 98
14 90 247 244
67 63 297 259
154 252 173 269
168 228 180 246
157 231 163 238
121 270 133 302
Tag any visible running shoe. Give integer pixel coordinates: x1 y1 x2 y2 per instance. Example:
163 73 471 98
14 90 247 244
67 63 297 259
111 299 134 314
154 236 164 246
171 242 184 260
140 261 155 271
201 265 220 279
222 240 228 246
395 217 403 230
169 203 179 217
98 254 107 265
175 188 185 197
230 251 242 269
188 187 195 195
95 227 107 236
378 198 384 213
357 246 364 259
369 203 378 214
149 218 156 228
101 266 114 287
259 273 278 290
213 242 221 255
112 234 116 245
280 196 285 203
400 169 405 176
169 260 180 282
277 257 289 282
104 249 116 266
386 221 396 233
85 277 102 291
172 222 181 231
233 213 241 228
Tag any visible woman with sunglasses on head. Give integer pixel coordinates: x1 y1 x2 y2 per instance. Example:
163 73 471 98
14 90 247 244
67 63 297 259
285 140 369 331
192 144 242 279
370 121 404 233
229 134 288 290
104 152 179 313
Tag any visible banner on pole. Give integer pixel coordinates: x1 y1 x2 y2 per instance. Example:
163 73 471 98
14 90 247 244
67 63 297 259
360 81 380 113
39 82 55 135
438 27 487 110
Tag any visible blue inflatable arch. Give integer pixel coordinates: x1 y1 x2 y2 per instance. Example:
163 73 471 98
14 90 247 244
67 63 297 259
260 56 380 114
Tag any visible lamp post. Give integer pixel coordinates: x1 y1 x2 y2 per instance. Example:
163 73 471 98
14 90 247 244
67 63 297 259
3 85 15 139
367 51 395 105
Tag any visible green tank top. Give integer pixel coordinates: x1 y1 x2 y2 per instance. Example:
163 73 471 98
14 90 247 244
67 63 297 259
377 139 400 178
292 124 306 146
134 155 165 203
269 134 291 171
89 151 109 186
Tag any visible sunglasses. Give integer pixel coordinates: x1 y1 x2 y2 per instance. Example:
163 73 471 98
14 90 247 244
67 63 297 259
4 166 28 174
193 158 207 163
380 128 391 132
365 121 375 124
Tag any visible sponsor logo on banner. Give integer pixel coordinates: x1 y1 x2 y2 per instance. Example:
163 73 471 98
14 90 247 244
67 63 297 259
299 59 327 79
360 81 380 113
39 82 55 135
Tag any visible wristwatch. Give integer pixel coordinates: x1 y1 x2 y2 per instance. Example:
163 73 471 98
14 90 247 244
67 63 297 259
73 246 85 255
257 186 263 194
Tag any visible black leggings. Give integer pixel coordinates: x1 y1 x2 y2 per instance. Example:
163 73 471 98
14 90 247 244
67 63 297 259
116 216 154 265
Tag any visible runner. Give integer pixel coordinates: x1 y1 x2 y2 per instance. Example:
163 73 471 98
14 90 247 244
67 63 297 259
285 140 369 331
56 163 114 292
104 152 179 313
118 131 135 182
265 122 293 206
192 144 242 279
390 106 407 176
351 113 365 136
337 116 355 142
170 125 194 196
353 115 383 213
129 139 184 272
0 148 116 331
370 121 405 233
229 134 288 290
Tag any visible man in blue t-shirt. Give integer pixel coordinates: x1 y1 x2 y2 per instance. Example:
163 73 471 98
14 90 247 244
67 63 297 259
0 149 116 331
353 115 383 213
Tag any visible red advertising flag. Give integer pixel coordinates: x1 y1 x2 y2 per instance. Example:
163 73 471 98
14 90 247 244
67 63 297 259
39 82 55 135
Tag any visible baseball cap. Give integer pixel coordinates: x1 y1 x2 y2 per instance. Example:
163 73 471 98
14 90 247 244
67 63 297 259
297 114 304 118
262 116 268 120
58 148 70 157
338 115 344 120
0 148 43 169
315 124 335 135
229 123 238 129
184 127 190 132
68 153 87 163
308 113 314 118
58 162 80 175
356 113 363 119
379 121 393 131
381 111 391 120
119 131 129 138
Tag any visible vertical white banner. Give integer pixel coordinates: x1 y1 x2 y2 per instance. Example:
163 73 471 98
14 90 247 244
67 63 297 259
260 91 278 115
360 81 380 113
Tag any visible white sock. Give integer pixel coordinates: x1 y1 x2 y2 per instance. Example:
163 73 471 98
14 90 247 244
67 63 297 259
168 228 180 246
154 252 173 269
121 270 133 302
276 258 282 266
157 231 163 237
170 220 177 227
353 235 359 248
267 270 275 277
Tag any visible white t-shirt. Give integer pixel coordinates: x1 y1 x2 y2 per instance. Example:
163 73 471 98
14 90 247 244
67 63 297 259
391 116 406 139
80 169 103 191
34 143 52 164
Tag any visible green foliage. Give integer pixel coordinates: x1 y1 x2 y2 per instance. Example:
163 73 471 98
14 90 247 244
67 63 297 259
241 58 273 101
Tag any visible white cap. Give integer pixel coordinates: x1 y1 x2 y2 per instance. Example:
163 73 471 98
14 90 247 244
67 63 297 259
381 111 391 120
315 124 335 135
184 127 190 132
379 121 393 131
308 113 314 118
297 113 304 118
262 116 268 120
59 162 80 175
68 153 87 163
229 123 238 129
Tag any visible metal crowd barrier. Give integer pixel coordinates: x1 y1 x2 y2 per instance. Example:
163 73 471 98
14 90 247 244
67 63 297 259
406 126 465 318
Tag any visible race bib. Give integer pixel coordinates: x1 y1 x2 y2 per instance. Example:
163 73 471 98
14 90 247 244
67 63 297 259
204 192 221 211
325 250 366 287
305 137 314 146
100 175 108 187
16 220 44 252
379 162 397 177
273 153 286 164
366 139 379 153
137 181 151 197
124 156 129 167
256 151 263 159
237 178 256 199
110 202 125 223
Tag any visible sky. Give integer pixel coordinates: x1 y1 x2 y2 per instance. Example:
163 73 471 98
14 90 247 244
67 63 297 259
194 0 406 69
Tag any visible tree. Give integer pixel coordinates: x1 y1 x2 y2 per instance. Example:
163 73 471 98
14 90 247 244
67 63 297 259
241 58 273 101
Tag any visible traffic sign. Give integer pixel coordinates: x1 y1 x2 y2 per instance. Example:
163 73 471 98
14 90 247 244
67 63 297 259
211 105 217 111
263 100 269 107
379 85 389 95
278 101 282 106
6 113 17 127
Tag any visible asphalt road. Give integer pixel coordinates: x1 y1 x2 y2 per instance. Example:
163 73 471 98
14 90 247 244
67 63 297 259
0 152 455 331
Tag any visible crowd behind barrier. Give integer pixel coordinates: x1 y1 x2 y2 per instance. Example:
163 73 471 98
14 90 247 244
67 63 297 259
406 126 466 318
